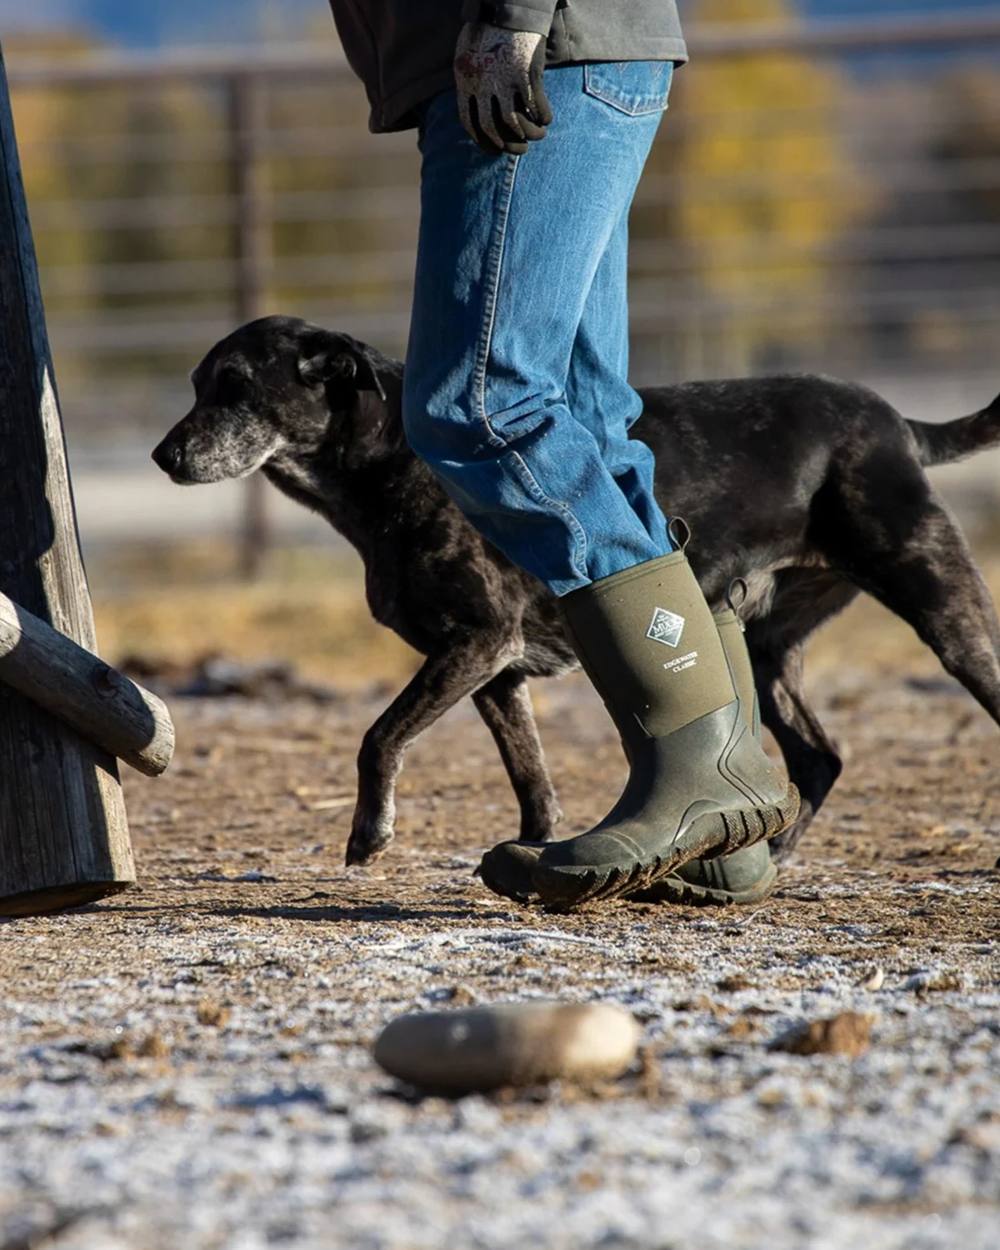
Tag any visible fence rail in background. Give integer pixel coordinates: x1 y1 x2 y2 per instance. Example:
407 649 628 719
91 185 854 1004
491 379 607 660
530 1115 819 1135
5 11 1000 564
9 12 1000 85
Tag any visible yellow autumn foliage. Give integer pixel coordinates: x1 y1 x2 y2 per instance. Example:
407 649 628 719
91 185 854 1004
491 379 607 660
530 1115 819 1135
648 0 870 367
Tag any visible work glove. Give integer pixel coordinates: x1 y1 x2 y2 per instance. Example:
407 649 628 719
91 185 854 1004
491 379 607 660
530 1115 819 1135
454 22 553 156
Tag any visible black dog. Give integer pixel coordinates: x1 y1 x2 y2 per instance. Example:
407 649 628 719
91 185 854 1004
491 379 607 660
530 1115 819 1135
152 316 1000 868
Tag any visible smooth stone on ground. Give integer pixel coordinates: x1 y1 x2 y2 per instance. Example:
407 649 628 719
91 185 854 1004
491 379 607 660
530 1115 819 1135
772 1011 874 1058
373 1001 641 1094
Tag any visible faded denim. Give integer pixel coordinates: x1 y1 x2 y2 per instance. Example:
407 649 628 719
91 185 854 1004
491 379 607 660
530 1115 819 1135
403 61 674 596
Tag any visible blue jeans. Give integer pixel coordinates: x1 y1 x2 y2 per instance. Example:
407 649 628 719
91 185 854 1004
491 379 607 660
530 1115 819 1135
404 62 674 597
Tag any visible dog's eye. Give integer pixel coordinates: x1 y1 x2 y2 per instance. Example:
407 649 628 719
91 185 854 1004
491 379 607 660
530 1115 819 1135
215 372 247 402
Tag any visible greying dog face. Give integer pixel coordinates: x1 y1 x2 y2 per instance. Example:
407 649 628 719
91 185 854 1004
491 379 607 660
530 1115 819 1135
151 316 387 484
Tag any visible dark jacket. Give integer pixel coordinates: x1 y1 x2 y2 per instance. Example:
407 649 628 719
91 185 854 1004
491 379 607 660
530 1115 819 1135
328 1 687 133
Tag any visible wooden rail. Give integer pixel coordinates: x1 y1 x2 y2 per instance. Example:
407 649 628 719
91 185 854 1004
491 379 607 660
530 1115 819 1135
0 591 174 778
6 12 1000 86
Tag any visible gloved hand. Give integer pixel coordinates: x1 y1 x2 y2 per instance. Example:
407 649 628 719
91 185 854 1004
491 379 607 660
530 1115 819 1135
454 22 553 156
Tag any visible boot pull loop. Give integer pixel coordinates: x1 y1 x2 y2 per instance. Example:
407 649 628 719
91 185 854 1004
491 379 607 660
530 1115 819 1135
667 516 691 551
726 576 749 628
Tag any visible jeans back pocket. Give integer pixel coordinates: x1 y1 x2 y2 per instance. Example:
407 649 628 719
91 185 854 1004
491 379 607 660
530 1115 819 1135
583 61 674 116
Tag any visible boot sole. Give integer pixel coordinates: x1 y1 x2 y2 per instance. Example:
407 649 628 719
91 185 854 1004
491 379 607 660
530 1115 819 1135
480 848 778 908
626 857 779 907
531 784 799 912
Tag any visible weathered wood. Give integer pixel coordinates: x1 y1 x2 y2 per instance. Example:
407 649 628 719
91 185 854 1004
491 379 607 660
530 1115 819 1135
0 44 136 915
0 591 175 777
229 75 271 579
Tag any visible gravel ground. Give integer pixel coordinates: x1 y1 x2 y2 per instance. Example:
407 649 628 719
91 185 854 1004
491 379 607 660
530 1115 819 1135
1 656 998 1250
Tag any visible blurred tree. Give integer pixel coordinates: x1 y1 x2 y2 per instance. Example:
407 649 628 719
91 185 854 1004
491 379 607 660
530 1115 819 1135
10 18 401 379
10 34 121 282
859 66 1000 368
637 0 867 376
10 34 223 319
934 68 1000 220
266 12 418 332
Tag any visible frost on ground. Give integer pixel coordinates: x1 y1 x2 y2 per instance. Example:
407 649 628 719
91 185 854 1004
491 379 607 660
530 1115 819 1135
1 662 997 1250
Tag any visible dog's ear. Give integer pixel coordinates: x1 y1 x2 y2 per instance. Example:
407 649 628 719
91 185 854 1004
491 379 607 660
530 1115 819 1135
297 338 387 403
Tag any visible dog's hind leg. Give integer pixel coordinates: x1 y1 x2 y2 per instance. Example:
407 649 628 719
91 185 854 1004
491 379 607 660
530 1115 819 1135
473 669 564 842
813 446 1000 726
838 491 1000 728
752 641 844 862
345 643 514 866
745 572 855 861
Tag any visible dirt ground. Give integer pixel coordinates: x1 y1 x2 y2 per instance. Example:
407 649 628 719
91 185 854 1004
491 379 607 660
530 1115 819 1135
1 548 998 1250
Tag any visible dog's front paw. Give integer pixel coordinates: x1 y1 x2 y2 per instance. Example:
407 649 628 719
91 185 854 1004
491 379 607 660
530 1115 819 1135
520 800 565 843
345 817 394 866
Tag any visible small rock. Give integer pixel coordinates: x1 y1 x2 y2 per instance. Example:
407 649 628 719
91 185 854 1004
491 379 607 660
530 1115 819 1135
673 994 727 1018
857 966 885 991
725 1015 764 1041
373 1001 640 1094
349 1113 388 1144
716 973 755 993
426 985 478 1007
137 1032 170 1059
636 1045 661 1100
905 968 968 995
106 1037 134 1062
82 1032 168 1062
772 1011 873 1058
196 999 231 1029
444 985 478 1007
756 1084 788 1109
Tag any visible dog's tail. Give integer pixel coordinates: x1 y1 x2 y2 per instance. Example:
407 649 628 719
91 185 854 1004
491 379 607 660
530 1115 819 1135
908 392 1000 468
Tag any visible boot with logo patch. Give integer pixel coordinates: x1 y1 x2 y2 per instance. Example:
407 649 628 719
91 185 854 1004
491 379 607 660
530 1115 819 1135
528 549 798 910
478 592 778 907
628 600 777 906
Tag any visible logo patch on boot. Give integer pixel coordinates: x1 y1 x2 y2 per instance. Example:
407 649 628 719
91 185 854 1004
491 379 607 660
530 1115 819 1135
646 606 685 648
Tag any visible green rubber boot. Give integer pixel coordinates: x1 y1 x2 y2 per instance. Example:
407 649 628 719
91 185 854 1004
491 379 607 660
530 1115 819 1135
529 551 798 910
629 603 777 906
478 596 777 907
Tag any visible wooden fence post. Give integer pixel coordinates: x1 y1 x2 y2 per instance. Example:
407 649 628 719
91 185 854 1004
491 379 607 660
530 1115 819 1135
229 72 271 580
0 43 136 916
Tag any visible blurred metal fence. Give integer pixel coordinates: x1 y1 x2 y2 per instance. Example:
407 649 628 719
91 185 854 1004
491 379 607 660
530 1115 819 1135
5 10 1000 561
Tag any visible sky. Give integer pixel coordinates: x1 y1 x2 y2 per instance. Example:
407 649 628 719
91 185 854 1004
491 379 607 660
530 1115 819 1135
0 0 320 46
0 1 995 49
